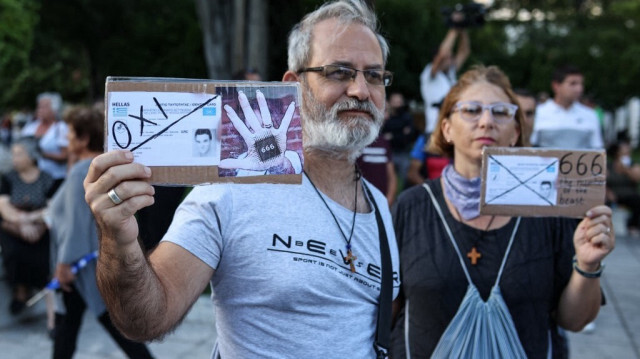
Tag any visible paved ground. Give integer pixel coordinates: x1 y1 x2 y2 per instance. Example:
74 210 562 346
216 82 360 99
565 228 640 358
1 211 638 358
0 293 216 359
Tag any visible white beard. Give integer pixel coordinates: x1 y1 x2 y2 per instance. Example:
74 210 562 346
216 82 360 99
301 83 384 162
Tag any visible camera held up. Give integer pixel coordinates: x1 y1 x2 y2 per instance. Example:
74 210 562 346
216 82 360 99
441 2 486 28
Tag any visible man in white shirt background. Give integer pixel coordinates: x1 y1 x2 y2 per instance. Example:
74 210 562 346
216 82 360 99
530 65 603 149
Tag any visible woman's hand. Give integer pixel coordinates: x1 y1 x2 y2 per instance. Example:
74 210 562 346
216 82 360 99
19 222 46 243
573 205 615 271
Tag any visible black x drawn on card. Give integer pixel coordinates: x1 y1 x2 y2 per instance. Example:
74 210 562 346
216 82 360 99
485 154 558 206
125 95 218 152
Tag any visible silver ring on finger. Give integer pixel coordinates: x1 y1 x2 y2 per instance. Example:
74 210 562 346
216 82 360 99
264 124 273 129
606 226 611 234
107 188 124 205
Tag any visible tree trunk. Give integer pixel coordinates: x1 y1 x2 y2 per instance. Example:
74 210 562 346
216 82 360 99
195 0 233 79
246 0 268 78
196 0 269 80
232 0 246 76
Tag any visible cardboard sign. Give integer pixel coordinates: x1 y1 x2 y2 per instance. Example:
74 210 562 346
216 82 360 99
105 77 303 185
480 147 606 218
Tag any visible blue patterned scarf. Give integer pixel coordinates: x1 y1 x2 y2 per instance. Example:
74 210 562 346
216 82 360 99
442 164 482 220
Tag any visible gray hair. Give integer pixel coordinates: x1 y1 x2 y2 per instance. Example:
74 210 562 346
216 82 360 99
287 0 389 72
37 92 63 118
13 137 41 163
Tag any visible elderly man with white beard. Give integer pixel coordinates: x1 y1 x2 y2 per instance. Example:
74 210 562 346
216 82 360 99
82 1 400 358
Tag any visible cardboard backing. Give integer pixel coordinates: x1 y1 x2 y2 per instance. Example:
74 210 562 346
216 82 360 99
105 77 303 185
480 147 606 218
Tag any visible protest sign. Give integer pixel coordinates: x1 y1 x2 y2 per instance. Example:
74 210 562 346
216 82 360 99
480 147 606 218
105 77 303 185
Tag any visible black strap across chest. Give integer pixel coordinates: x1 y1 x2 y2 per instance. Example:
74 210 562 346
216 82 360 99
362 182 393 358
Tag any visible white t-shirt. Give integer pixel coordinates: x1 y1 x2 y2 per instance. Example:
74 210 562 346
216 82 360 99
21 120 69 180
530 100 603 149
420 63 456 134
162 177 400 359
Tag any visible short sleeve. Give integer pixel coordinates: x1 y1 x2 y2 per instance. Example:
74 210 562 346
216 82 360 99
58 171 95 263
55 122 69 147
419 63 434 100
161 185 231 270
529 105 543 146
589 114 604 149
410 135 426 160
382 138 393 162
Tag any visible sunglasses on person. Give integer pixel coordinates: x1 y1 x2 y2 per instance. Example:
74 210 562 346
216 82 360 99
452 101 518 124
297 65 393 86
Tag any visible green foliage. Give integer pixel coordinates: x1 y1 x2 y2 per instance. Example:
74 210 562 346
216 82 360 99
2 0 207 111
0 0 39 110
376 0 445 97
2 0 638 113
374 0 640 110
265 0 308 80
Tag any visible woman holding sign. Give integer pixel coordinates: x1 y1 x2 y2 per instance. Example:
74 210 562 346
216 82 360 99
390 65 614 358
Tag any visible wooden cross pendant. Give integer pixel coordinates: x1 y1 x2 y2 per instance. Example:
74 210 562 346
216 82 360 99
467 246 482 265
344 250 358 273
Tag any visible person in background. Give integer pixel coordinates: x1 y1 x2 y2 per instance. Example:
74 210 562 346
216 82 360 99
420 27 470 137
514 88 536 145
381 92 416 188
0 114 13 174
405 134 428 187
47 106 153 359
415 28 469 186
391 65 613 358
232 68 262 81
607 137 640 237
356 135 397 206
530 65 604 337
0 113 13 146
405 133 452 187
20 92 69 191
581 94 606 137
530 65 603 149
0 138 54 315
358 102 398 205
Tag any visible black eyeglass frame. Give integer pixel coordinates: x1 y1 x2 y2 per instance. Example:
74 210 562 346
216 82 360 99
297 65 394 87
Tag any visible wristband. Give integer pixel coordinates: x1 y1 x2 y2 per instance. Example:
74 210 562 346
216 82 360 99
572 255 604 278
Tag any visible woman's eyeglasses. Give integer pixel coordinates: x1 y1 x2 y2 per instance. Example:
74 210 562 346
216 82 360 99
452 101 518 124
297 65 393 86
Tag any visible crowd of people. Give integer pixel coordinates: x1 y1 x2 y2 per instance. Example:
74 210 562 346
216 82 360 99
0 94 155 358
0 0 632 358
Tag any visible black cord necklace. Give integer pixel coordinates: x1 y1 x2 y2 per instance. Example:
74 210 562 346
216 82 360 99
453 206 495 266
304 165 360 272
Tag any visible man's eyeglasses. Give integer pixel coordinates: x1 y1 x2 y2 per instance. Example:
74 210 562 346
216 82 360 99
452 101 518 124
297 65 393 87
